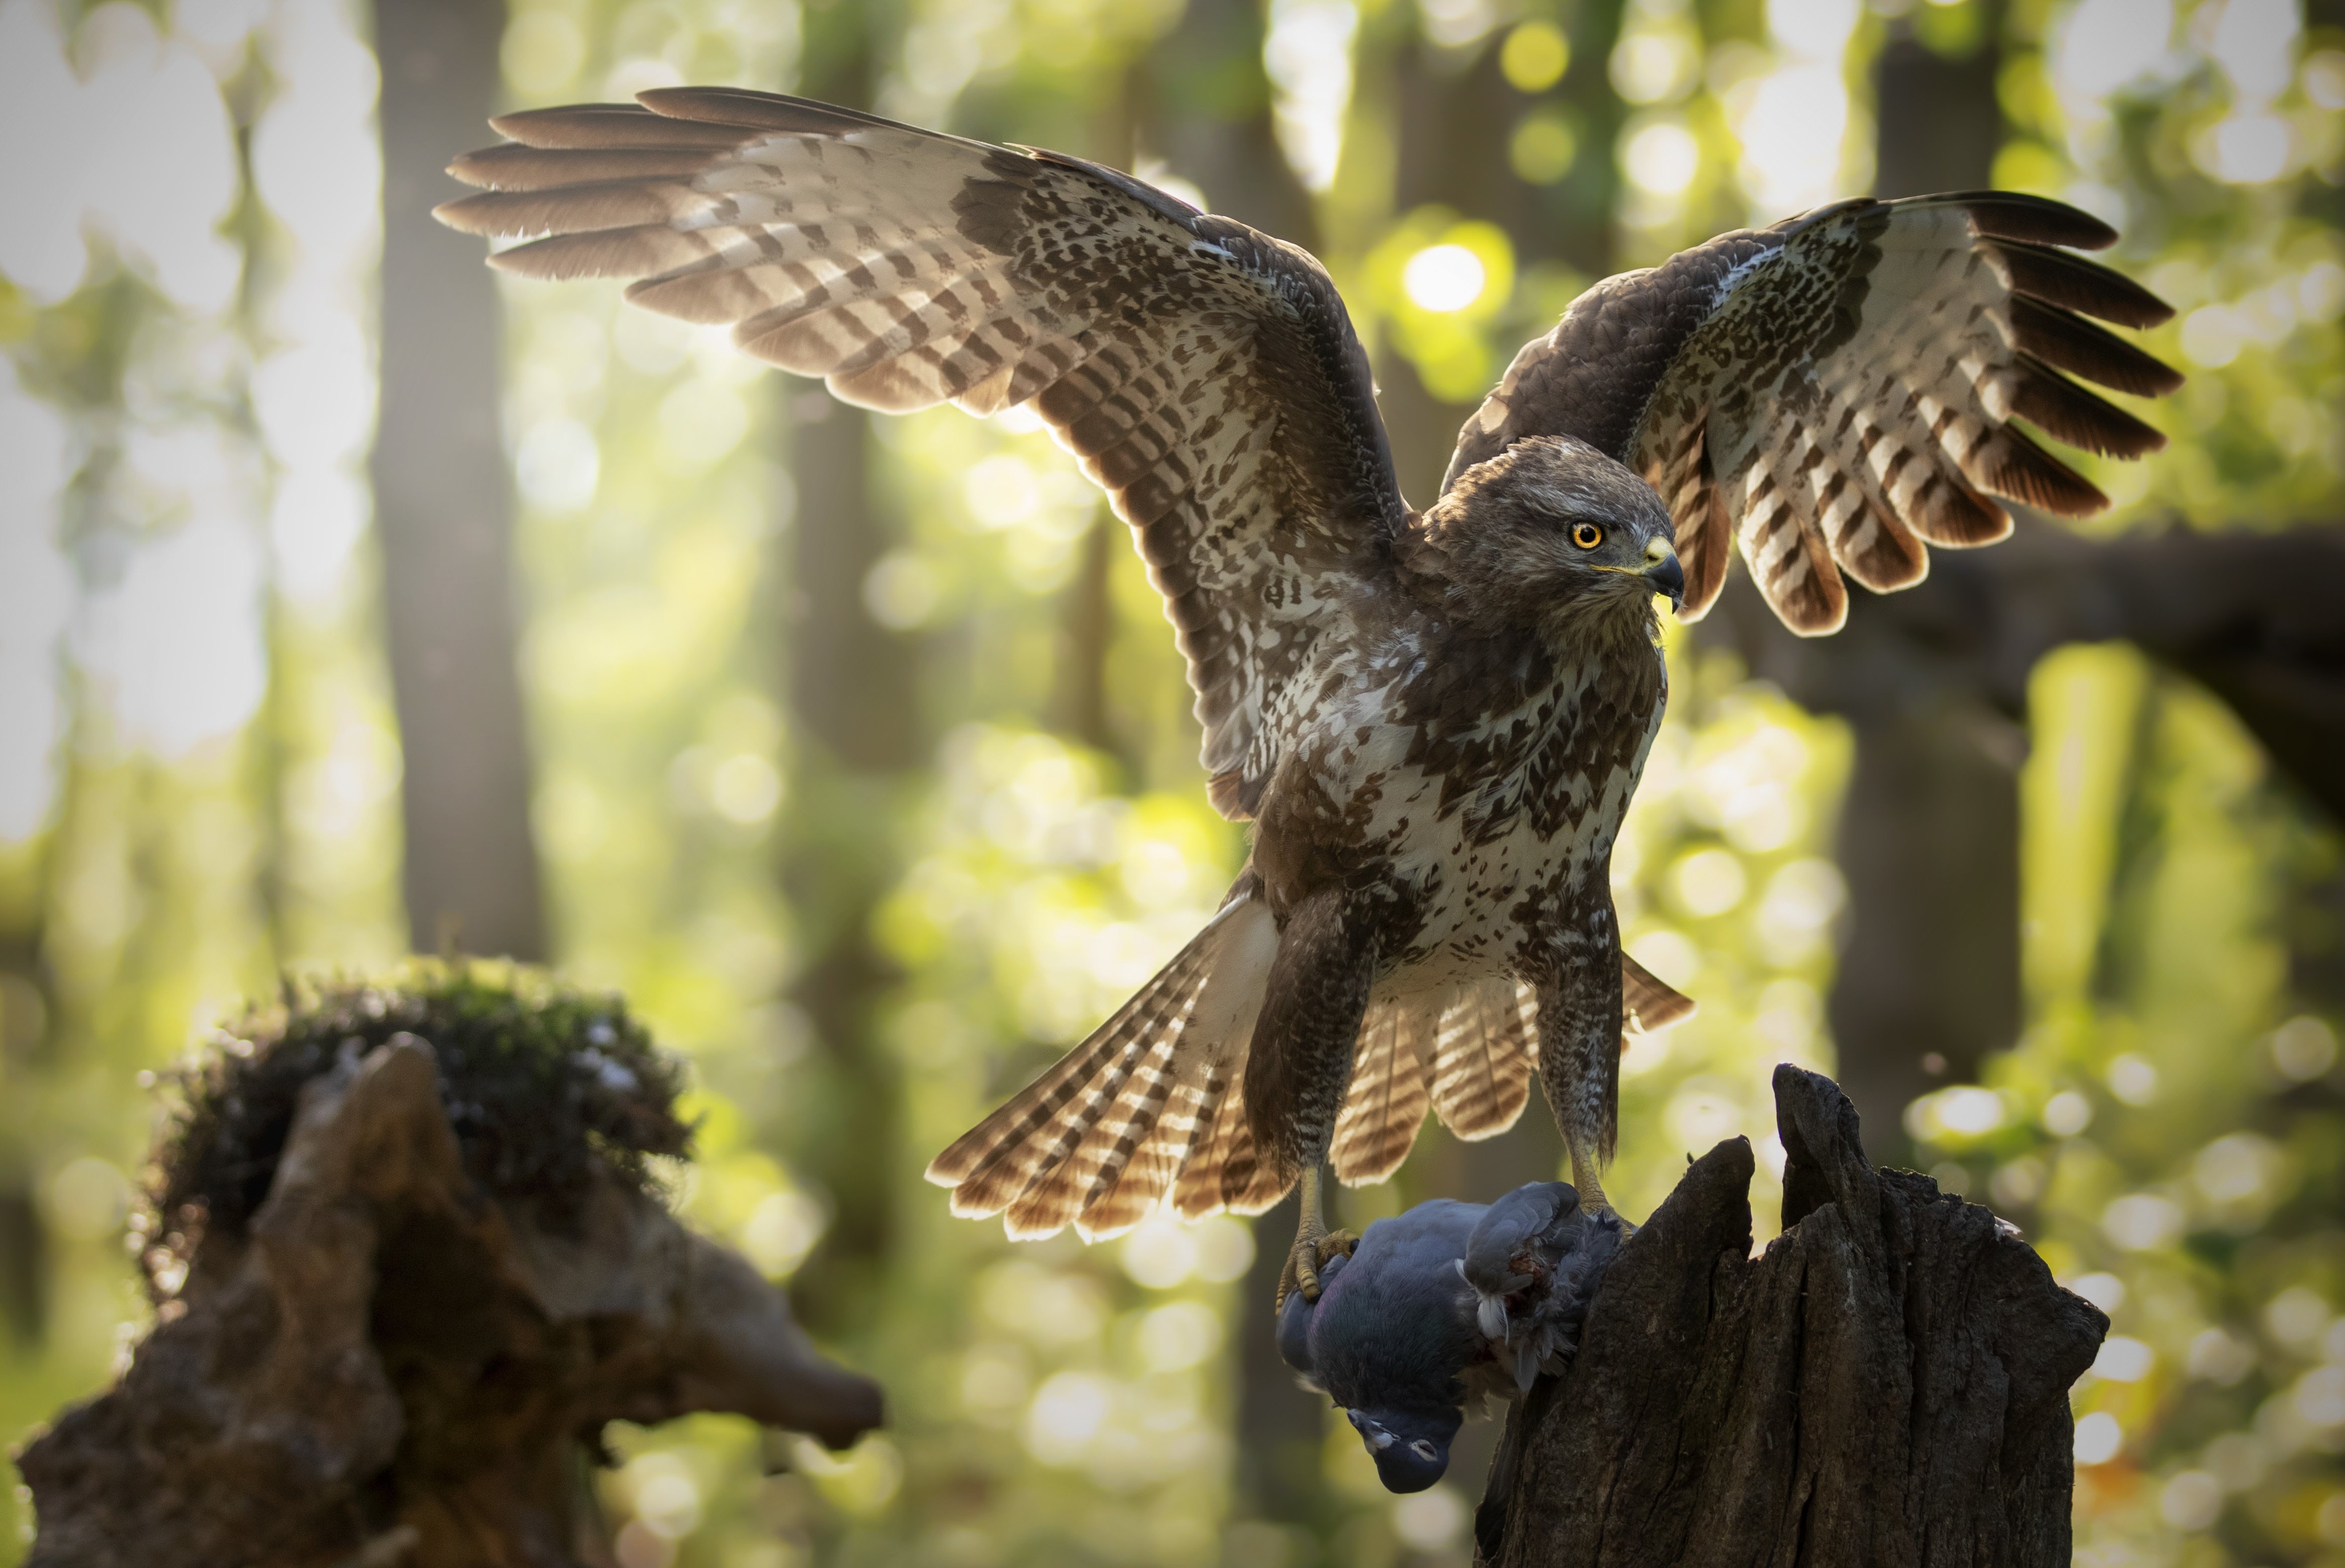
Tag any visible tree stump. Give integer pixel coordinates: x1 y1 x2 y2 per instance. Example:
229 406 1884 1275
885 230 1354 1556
1476 1065 2105 1568
17 1038 883 1567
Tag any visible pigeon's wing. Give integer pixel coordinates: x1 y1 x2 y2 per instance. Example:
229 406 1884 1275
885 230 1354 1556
439 89 1408 817
1444 193 2178 634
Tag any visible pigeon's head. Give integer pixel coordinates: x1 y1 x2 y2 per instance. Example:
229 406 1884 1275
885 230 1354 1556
1347 1403 1465 1493
1409 434 1683 635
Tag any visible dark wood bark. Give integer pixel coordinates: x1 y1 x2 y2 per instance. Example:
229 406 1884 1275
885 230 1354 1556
374 0 546 961
1477 1066 2103 1568
19 1039 881 1568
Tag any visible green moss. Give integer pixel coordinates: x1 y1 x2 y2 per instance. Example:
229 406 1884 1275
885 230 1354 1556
144 964 692 1291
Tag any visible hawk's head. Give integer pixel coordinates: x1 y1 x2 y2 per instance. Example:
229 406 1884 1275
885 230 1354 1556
1407 435 1683 638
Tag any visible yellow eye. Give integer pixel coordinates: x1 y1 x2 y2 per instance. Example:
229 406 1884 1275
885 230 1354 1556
1570 522 1604 550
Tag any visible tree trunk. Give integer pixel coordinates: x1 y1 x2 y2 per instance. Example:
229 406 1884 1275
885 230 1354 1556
1476 1066 2103 1568
1752 12 2021 1157
373 0 546 962
770 9 924 1340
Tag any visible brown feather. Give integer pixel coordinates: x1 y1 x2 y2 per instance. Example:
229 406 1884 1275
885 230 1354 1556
446 143 726 191
637 85 916 139
1427 980 1538 1141
486 226 722 281
2006 356 2168 457
432 181 715 240
2008 297 2185 396
1331 997 1434 1185
1986 239 2174 328
487 102 751 150
1621 955 1694 1035
1965 423 2109 517
1955 192 2120 251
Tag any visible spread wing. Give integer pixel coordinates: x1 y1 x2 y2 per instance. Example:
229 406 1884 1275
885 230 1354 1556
1444 193 2179 634
436 88 1407 816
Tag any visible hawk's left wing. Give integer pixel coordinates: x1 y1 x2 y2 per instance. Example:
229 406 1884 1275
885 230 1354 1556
1444 193 2180 634
436 89 1407 817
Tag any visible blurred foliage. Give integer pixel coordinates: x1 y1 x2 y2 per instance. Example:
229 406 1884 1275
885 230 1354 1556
0 0 2340 1565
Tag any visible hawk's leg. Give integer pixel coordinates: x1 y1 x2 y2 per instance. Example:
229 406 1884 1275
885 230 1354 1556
1248 885 1379 1310
1535 889 1629 1225
1276 1164 1361 1308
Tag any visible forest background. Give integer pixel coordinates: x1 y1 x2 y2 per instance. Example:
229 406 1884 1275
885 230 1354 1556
1 0 2341 1564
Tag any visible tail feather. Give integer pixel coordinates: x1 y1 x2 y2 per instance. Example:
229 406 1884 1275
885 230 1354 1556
1000 977 1196 1238
1170 1066 1292 1218
1331 996 1434 1185
1621 954 1696 1035
1075 1050 1222 1240
1428 978 1539 1140
1169 1064 1238 1219
928 940 1203 1206
929 894 1277 1236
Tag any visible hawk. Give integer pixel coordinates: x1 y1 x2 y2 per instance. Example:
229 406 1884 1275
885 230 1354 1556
437 88 2178 1304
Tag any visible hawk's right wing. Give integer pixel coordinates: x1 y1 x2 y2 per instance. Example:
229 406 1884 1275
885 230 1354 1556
437 88 1408 818
1445 193 2179 633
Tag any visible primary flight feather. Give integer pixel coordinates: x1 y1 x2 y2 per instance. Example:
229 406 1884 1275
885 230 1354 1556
438 88 2175 1303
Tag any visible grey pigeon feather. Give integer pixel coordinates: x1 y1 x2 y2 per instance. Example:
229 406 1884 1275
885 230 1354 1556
1277 1184 1621 1492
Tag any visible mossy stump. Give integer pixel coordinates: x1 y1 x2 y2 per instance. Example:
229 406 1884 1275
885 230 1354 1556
18 973 882 1568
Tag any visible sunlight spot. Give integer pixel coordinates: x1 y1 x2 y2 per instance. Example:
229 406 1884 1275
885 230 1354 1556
2068 1272 2126 1313
1393 1485 1467 1550
2271 1016 2338 1082
2106 1054 2158 1106
2092 1336 2154 1382
1139 1301 1224 1373
1621 119 1700 197
1403 244 1487 313
739 1189 823 1274
2159 1471 2222 1531
1123 1214 1201 1289
516 418 600 513
2266 1286 2332 1350
1025 1371 1114 1465
863 551 945 631
1499 22 1569 92
2101 1193 2183 1252
1670 848 1746 918
1265 0 1358 191
2074 1411 2123 1465
2192 114 2292 184
2043 1091 2092 1137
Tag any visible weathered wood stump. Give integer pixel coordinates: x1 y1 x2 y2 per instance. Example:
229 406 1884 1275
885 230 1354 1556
1477 1065 2105 1568
17 1038 883 1567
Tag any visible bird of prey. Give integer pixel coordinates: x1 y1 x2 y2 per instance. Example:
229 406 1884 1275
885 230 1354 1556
1276 1184 1621 1491
437 87 2178 1305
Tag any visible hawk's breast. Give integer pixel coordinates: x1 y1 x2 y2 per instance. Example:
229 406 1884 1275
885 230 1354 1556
1285 628 1666 981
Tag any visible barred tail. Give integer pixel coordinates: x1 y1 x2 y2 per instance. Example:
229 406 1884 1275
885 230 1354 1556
925 892 1278 1239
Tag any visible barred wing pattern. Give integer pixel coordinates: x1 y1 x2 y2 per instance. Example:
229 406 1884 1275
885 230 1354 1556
437 88 1406 816
1446 193 2179 634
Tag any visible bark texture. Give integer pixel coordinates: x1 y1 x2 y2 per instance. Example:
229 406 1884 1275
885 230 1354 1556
19 1039 882 1568
1477 1066 2104 1568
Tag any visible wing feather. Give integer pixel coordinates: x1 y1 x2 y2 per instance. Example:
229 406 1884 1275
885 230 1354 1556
1447 191 2177 635
437 88 1407 817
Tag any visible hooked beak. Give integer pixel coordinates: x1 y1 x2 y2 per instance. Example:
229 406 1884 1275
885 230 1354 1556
1643 538 1685 612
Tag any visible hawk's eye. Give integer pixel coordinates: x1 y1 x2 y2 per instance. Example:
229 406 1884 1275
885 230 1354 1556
1570 522 1604 550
